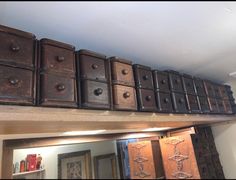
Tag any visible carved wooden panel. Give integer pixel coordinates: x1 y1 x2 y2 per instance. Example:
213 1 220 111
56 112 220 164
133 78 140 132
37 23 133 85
159 135 201 179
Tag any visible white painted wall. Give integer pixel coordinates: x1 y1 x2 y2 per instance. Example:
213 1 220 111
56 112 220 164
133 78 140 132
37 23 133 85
13 140 119 179
211 80 236 179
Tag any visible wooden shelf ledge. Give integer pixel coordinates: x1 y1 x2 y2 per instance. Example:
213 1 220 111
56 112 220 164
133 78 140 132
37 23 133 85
0 105 235 135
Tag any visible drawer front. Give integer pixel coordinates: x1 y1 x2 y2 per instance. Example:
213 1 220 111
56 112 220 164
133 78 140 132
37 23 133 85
79 54 107 81
81 80 110 109
0 32 34 68
198 163 210 179
208 98 219 113
111 62 135 86
153 72 170 92
137 89 156 111
169 73 184 92
134 68 153 89
194 79 206 97
213 85 221 98
172 93 188 113
156 92 173 112
223 100 232 114
198 96 210 113
0 65 34 104
40 74 77 107
41 44 75 74
216 99 225 113
187 95 201 113
183 77 196 95
204 81 215 97
113 85 137 110
219 86 228 99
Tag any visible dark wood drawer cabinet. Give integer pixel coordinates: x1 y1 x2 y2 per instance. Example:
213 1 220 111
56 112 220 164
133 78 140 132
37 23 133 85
216 99 225 113
110 57 135 87
136 88 157 112
219 85 228 99
187 94 201 113
194 78 206 97
204 81 215 97
208 98 219 113
40 39 75 75
213 84 221 99
113 85 137 111
80 80 110 109
0 65 34 104
153 70 170 92
39 74 77 107
223 99 233 114
39 38 77 107
182 74 196 95
198 96 210 113
133 64 154 89
171 92 188 113
156 91 173 113
167 70 184 93
77 50 108 81
0 25 35 69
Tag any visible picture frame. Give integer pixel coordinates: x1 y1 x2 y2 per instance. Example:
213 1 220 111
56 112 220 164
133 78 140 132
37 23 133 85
58 150 92 179
94 153 118 179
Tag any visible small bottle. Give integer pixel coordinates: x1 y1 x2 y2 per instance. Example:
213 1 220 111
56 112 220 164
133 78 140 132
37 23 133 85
36 154 42 170
20 160 25 172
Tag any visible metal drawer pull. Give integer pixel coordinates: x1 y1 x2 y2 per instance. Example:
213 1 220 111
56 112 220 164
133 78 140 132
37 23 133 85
179 98 184 104
56 84 65 91
123 92 130 99
145 95 152 101
143 75 149 80
164 98 169 103
57 56 65 62
94 88 103 96
92 64 99 69
10 44 20 52
122 69 129 75
175 79 181 84
8 78 19 85
161 79 166 84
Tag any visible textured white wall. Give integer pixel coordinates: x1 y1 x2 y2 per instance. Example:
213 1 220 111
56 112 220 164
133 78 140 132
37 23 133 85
211 80 236 179
13 140 119 179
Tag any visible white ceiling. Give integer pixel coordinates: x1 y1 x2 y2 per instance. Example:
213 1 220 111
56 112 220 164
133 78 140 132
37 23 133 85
0 2 236 83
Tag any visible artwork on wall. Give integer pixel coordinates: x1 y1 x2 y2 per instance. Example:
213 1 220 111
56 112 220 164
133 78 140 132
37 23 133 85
58 150 92 179
94 153 118 179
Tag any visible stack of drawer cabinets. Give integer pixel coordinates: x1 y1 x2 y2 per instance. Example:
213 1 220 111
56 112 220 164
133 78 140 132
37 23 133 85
76 50 111 109
0 24 235 115
38 39 77 107
110 57 137 111
133 64 157 112
0 25 37 105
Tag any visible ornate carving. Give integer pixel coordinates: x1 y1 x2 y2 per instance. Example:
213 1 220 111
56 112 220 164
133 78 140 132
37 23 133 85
132 142 151 178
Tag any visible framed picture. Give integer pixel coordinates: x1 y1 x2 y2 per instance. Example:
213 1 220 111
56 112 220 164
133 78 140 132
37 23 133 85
94 153 118 179
58 150 92 179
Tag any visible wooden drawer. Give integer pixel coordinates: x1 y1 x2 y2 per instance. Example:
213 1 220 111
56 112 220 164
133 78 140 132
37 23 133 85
133 64 154 89
39 73 77 107
171 92 188 113
80 80 110 109
77 50 108 82
223 100 233 114
156 91 173 113
187 95 201 113
198 96 210 113
207 98 219 113
136 88 157 112
152 70 170 92
167 70 184 92
216 99 225 114
0 27 35 69
194 78 206 97
110 57 135 86
112 85 137 111
204 81 215 97
40 39 75 75
219 85 228 99
0 65 35 105
213 84 221 98
182 74 196 95
198 163 210 179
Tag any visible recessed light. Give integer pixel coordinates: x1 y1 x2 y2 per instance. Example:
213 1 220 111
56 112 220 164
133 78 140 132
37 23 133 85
63 130 106 136
142 127 171 132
